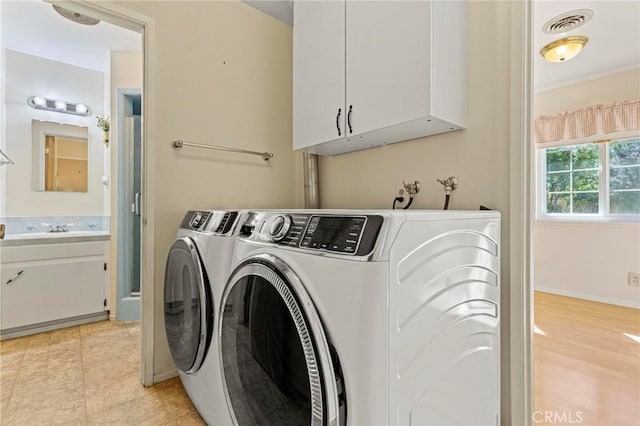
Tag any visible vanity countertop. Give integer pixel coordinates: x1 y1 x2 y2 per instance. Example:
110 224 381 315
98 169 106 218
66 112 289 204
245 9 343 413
0 231 110 247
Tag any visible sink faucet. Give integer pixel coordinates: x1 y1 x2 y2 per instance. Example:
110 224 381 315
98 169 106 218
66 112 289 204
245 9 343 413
51 225 67 233
42 223 74 233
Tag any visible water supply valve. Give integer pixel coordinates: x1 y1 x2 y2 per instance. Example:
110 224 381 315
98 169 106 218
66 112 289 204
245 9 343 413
436 176 459 195
393 180 421 210
403 180 422 195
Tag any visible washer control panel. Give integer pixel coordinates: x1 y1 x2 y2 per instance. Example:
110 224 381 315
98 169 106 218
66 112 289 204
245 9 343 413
269 215 292 241
301 215 368 254
246 212 384 256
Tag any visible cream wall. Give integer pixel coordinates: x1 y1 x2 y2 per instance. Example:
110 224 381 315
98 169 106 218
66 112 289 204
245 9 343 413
318 1 515 420
3 50 106 217
534 222 640 308
534 68 640 116
117 0 296 378
533 68 640 308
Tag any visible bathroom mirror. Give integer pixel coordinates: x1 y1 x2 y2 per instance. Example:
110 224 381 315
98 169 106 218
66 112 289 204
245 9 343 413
32 120 89 192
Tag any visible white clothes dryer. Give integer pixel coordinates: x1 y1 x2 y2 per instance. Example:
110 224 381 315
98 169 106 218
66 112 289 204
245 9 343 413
164 210 242 425
218 210 501 426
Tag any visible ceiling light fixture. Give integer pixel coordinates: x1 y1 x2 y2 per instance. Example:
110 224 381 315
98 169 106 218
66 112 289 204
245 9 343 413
540 36 589 63
52 5 100 26
27 96 92 117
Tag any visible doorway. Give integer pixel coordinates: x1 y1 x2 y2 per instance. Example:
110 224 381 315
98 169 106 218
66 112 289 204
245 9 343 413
531 1 640 425
1 0 155 385
61 1 155 386
116 90 142 320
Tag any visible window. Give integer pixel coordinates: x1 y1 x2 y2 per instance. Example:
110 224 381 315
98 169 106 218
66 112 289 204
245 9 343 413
609 139 640 214
540 137 640 218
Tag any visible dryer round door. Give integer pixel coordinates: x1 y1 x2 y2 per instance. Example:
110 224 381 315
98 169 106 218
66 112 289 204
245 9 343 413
164 236 213 374
219 253 344 426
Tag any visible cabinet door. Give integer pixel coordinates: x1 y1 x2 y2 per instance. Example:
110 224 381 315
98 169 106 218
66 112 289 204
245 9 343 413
346 0 430 136
1 259 106 330
293 0 346 150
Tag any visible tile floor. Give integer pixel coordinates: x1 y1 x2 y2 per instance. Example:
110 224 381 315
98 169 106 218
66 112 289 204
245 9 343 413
0 320 205 425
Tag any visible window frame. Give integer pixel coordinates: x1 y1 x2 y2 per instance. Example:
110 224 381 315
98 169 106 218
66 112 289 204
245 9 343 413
537 138 640 223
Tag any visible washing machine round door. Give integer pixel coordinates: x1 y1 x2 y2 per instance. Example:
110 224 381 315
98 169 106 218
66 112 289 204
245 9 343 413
219 254 344 426
164 236 212 374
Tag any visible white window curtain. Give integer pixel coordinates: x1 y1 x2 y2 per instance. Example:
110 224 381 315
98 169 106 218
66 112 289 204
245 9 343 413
534 98 640 146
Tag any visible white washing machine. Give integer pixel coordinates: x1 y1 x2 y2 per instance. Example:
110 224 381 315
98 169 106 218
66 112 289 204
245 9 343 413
164 210 242 425
217 210 501 426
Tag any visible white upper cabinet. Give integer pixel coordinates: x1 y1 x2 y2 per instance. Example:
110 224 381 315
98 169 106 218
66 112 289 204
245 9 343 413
293 0 467 156
293 0 346 150
345 0 430 135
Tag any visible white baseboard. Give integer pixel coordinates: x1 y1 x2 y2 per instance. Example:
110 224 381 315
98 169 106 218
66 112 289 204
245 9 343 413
1 311 109 340
535 287 640 309
153 369 178 384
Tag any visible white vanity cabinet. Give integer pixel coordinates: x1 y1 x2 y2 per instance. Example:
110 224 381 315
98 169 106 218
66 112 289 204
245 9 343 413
293 0 467 156
1 240 109 336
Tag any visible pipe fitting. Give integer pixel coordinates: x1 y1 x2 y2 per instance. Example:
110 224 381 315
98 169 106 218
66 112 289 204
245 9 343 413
436 176 459 195
402 180 421 195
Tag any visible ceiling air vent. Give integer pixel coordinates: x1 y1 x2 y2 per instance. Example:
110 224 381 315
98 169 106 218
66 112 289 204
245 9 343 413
542 9 594 34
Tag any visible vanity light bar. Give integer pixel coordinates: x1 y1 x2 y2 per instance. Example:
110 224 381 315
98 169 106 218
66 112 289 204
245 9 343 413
27 96 92 117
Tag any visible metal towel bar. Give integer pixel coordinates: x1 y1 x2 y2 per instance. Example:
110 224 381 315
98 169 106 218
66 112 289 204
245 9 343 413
171 139 273 161
0 148 15 166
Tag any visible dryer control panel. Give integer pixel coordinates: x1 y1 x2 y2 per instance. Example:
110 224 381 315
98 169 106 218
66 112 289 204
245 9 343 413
242 212 384 256
180 210 239 235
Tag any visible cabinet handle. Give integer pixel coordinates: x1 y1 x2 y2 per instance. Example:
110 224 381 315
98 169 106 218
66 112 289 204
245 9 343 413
336 108 342 136
347 105 353 134
5 270 24 285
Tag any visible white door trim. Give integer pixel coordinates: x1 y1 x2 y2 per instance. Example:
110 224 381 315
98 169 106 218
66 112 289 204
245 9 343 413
509 1 533 425
47 0 157 387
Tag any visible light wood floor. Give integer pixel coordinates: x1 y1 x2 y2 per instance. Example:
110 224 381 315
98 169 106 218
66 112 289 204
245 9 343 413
534 291 640 426
0 321 204 425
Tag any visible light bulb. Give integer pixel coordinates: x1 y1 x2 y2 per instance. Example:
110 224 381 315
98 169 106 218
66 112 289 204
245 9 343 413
75 104 88 114
54 101 67 110
33 96 46 106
